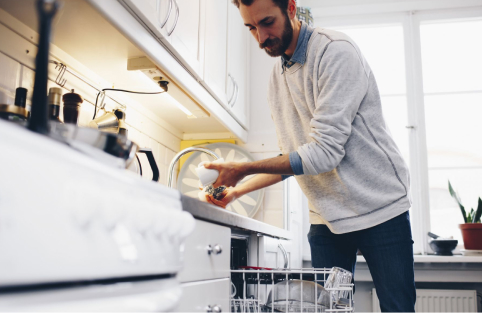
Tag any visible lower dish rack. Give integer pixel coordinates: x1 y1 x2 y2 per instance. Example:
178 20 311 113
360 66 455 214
230 268 354 313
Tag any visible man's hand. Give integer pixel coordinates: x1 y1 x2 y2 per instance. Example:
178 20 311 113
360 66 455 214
205 188 238 208
203 162 246 188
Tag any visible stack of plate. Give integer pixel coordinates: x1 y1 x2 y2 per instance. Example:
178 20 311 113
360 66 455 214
460 249 482 256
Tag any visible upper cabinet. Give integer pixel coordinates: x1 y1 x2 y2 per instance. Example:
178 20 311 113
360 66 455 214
120 0 249 131
122 0 204 78
227 3 249 128
165 0 204 78
203 0 228 107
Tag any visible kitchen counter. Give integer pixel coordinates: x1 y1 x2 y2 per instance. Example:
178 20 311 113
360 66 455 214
181 195 292 240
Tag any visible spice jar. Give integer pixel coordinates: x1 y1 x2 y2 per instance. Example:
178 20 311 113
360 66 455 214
62 89 83 124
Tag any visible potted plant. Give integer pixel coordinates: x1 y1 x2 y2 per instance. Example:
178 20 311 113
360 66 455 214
448 181 482 250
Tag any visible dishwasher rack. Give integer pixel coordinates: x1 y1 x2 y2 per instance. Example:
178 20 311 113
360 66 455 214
230 268 354 313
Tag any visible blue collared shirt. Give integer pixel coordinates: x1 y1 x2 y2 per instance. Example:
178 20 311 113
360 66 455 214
280 21 314 180
281 21 314 71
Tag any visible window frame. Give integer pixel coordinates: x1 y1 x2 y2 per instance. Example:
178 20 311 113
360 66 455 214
315 5 482 255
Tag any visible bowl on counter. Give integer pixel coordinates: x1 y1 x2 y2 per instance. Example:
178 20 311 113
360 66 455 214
429 239 458 255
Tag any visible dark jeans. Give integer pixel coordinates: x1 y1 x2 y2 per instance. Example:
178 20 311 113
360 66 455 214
308 211 416 312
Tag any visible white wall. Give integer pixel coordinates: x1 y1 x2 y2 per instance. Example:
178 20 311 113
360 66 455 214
0 50 180 187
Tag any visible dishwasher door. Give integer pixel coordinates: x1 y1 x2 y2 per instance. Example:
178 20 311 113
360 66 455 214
0 277 181 312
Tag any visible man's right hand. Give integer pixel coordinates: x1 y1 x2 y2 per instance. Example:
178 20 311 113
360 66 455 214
206 188 238 208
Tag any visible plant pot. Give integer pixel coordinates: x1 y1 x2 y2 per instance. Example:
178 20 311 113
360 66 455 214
459 223 482 250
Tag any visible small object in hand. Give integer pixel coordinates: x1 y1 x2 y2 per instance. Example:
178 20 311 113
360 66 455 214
205 185 226 200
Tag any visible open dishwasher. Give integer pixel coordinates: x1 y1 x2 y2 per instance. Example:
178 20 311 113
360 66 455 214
230 239 354 313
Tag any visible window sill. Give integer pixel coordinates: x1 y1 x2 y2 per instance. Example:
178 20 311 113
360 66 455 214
356 254 482 263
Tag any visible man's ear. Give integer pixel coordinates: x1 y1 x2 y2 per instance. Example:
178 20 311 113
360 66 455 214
287 0 297 19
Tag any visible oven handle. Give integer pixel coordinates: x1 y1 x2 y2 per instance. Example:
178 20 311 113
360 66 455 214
4 280 182 311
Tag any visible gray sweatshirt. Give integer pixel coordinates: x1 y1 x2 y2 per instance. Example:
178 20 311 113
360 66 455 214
268 27 411 234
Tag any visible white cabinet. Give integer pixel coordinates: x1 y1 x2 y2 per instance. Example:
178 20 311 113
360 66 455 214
226 3 249 128
177 219 231 283
122 0 204 77
175 278 230 312
121 0 170 40
203 0 229 106
176 219 231 312
167 0 205 77
258 236 293 269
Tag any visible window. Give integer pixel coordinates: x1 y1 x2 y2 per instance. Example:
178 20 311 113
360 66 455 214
314 9 482 254
420 19 482 243
331 25 410 162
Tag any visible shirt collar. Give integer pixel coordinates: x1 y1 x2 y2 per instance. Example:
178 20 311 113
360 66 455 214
281 21 313 69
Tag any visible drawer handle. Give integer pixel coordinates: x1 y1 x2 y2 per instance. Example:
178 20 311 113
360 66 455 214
205 305 222 312
206 244 222 255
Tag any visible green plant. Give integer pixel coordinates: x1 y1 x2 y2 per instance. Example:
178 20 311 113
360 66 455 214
448 181 482 223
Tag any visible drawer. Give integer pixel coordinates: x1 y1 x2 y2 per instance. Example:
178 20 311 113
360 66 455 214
178 219 231 282
174 278 230 312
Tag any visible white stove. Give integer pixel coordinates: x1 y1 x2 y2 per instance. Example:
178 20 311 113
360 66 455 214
0 120 194 311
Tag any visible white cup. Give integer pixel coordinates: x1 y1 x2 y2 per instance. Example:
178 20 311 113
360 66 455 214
195 158 224 187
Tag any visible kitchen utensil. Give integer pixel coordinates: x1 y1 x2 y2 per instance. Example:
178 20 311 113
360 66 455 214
178 143 264 218
0 88 29 122
14 87 27 108
265 280 329 312
48 122 138 169
195 158 225 187
89 108 127 135
48 87 62 122
323 267 353 304
133 148 160 182
427 232 458 255
428 239 458 256
62 89 83 124
29 0 59 134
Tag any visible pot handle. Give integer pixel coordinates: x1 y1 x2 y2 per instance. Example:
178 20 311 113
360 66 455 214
138 148 160 182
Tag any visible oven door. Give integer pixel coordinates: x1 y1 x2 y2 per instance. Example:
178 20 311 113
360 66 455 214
0 277 181 312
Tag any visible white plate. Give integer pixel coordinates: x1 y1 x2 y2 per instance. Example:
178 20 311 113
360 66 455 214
460 249 482 256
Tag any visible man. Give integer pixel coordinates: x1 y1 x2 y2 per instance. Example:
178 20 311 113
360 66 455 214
204 0 416 311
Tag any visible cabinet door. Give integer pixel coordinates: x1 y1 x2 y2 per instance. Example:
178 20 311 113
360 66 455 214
258 236 292 269
227 3 249 128
203 0 228 106
167 0 204 77
175 278 230 312
122 0 170 39
177 219 231 283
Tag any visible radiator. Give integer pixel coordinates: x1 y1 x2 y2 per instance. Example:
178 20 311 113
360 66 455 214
372 289 478 312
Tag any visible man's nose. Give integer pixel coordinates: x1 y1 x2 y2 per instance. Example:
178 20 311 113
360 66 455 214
257 29 269 44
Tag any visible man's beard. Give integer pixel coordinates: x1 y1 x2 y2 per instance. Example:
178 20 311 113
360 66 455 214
259 14 293 57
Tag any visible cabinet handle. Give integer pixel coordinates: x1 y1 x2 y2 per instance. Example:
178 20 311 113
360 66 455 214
227 74 236 106
205 305 222 312
278 243 288 269
230 80 239 108
167 0 179 36
157 0 172 29
206 244 222 255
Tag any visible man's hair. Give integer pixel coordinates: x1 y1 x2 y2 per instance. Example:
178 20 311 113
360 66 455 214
231 0 290 13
